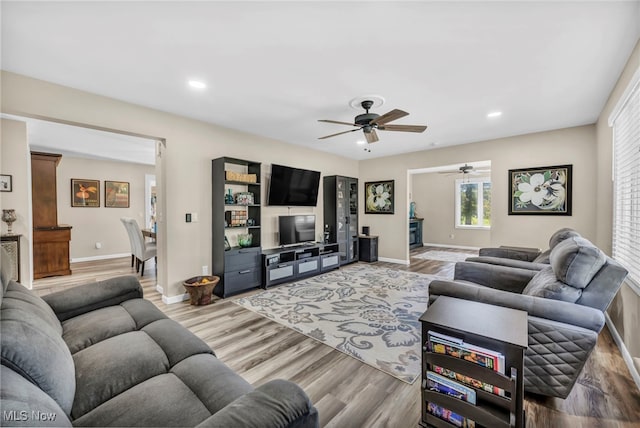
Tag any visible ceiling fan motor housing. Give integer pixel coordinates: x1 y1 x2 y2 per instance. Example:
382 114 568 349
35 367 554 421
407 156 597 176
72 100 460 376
355 113 380 126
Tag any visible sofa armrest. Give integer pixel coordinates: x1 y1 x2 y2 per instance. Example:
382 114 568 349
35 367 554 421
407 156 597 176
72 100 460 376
465 256 548 271
429 280 605 332
195 379 318 428
479 246 541 261
42 275 143 321
454 261 537 293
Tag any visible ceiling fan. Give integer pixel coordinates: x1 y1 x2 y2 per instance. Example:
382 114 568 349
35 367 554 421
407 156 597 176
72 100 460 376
318 100 427 144
439 164 491 175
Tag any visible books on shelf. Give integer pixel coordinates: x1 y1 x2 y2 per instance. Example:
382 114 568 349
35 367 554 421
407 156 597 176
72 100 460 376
427 371 477 404
433 365 506 397
427 330 505 374
427 402 475 428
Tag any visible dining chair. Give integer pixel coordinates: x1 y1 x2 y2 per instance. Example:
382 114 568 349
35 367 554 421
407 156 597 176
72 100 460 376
120 217 157 276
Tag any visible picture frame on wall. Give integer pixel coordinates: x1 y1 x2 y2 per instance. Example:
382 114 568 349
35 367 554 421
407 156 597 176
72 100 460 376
71 179 100 207
0 175 12 192
508 164 572 215
105 181 130 208
364 180 395 214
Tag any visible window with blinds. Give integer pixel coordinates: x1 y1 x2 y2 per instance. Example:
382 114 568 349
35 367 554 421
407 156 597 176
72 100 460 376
610 68 640 290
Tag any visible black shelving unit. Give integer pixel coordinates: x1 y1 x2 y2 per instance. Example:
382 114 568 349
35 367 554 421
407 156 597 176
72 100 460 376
420 296 527 428
323 175 359 265
212 157 262 298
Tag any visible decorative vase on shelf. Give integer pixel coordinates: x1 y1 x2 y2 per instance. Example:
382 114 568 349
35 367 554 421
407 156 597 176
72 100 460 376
409 202 416 219
225 189 234 204
2 209 17 235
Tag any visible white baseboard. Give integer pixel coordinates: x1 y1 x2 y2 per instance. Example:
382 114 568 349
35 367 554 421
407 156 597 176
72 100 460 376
162 292 189 305
71 253 130 263
605 312 640 392
378 257 409 265
155 284 163 294
424 243 481 251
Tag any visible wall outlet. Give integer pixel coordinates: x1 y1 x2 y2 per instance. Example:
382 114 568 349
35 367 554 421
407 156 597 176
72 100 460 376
449 234 455 239
192 212 198 222
95 242 102 249
202 265 209 275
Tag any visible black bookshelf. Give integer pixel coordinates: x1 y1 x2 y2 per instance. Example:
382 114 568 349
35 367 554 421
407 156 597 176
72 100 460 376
419 296 527 428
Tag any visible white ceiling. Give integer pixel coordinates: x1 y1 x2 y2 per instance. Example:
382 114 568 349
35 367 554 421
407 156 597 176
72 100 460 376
2 1 639 161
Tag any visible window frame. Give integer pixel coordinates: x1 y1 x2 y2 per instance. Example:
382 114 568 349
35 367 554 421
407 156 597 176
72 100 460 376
454 177 491 230
609 65 640 295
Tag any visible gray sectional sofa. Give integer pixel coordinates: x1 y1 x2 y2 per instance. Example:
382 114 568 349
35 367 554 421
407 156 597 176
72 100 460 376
0 252 318 427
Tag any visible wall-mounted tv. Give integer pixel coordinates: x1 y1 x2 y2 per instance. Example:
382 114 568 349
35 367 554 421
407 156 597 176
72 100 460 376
279 215 316 246
267 164 321 206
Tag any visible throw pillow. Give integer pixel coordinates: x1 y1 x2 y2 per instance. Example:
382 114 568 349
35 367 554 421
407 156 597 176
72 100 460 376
550 236 606 289
522 267 582 302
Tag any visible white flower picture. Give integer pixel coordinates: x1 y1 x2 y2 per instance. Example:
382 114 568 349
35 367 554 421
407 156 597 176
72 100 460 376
365 180 394 214
509 165 572 215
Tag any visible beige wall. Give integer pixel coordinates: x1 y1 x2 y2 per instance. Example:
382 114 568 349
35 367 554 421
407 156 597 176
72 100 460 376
1 71 358 298
411 172 491 248
54 156 155 260
359 125 597 262
0 119 32 285
595 39 640 374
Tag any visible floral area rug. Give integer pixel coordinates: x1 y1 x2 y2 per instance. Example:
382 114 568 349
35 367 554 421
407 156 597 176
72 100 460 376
412 250 478 263
233 264 443 384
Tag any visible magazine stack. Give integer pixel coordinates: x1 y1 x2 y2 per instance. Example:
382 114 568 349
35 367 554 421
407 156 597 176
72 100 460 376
419 296 527 428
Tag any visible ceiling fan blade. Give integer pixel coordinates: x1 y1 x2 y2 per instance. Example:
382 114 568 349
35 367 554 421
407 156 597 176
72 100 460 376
378 124 427 133
370 109 409 126
365 129 379 144
318 119 359 127
318 128 361 140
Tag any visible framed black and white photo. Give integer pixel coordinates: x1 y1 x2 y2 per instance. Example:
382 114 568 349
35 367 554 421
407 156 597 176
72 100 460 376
0 175 12 192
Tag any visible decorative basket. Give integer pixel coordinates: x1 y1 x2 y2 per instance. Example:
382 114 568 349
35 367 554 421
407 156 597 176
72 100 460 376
183 275 220 305
225 171 257 183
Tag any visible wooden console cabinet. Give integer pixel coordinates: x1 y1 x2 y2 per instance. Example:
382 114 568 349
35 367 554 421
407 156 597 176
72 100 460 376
31 152 72 279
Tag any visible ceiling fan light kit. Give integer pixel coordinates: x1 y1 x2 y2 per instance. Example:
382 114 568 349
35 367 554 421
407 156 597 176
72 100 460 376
318 99 428 143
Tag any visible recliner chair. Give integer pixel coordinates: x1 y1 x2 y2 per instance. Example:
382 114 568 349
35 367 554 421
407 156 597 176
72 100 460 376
428 235 628 398
467 227 581 270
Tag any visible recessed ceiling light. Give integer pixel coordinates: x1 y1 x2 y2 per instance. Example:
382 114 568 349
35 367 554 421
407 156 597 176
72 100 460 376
356 140 366 145
487 111 502 118
188 80 207 89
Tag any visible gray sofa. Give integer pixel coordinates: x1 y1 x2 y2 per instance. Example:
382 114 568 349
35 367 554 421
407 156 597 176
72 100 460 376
0 253 318 427
469 227 581 269
429 235 628 398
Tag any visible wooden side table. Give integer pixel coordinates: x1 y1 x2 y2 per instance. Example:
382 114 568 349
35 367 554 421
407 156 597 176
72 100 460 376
1 234 21 282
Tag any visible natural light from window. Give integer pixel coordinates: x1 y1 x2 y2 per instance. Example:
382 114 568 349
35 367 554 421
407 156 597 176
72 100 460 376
455 178 491 229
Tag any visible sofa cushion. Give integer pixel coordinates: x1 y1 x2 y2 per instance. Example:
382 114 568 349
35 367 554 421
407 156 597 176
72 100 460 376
72 354 253 427
71 330 170 419
523 267 582 302
550 237 606 289
0 365 72 427
0 281 75 416
548 228 580 250
61 299 165 354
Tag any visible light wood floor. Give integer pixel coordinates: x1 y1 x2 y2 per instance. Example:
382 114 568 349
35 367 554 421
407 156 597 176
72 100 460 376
33 247 640 428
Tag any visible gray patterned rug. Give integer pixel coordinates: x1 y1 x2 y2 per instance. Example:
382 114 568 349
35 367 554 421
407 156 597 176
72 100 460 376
412 250 478 263
233 264 443 384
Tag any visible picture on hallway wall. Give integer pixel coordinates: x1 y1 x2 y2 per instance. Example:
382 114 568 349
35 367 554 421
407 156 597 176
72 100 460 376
365 180 394 214
105 181 130 208
509 164 572 215
71 179 100 207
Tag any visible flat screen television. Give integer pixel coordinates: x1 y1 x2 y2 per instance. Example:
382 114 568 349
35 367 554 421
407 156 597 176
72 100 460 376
267 164 321 206
279 215 316 246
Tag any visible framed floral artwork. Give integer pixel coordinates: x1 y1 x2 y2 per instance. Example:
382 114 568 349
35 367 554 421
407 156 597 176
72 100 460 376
71 179 100 207
365 180 394 214
105 181 130 208
509 164 572 215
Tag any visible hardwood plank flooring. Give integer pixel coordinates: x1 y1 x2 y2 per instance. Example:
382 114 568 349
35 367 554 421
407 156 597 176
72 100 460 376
32 247 640 427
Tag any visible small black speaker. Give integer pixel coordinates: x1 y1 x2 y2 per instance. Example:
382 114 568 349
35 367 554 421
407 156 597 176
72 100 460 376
362 226 370 236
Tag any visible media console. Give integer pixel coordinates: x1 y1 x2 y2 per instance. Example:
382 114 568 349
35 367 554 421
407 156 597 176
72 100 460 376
262 242 340 288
